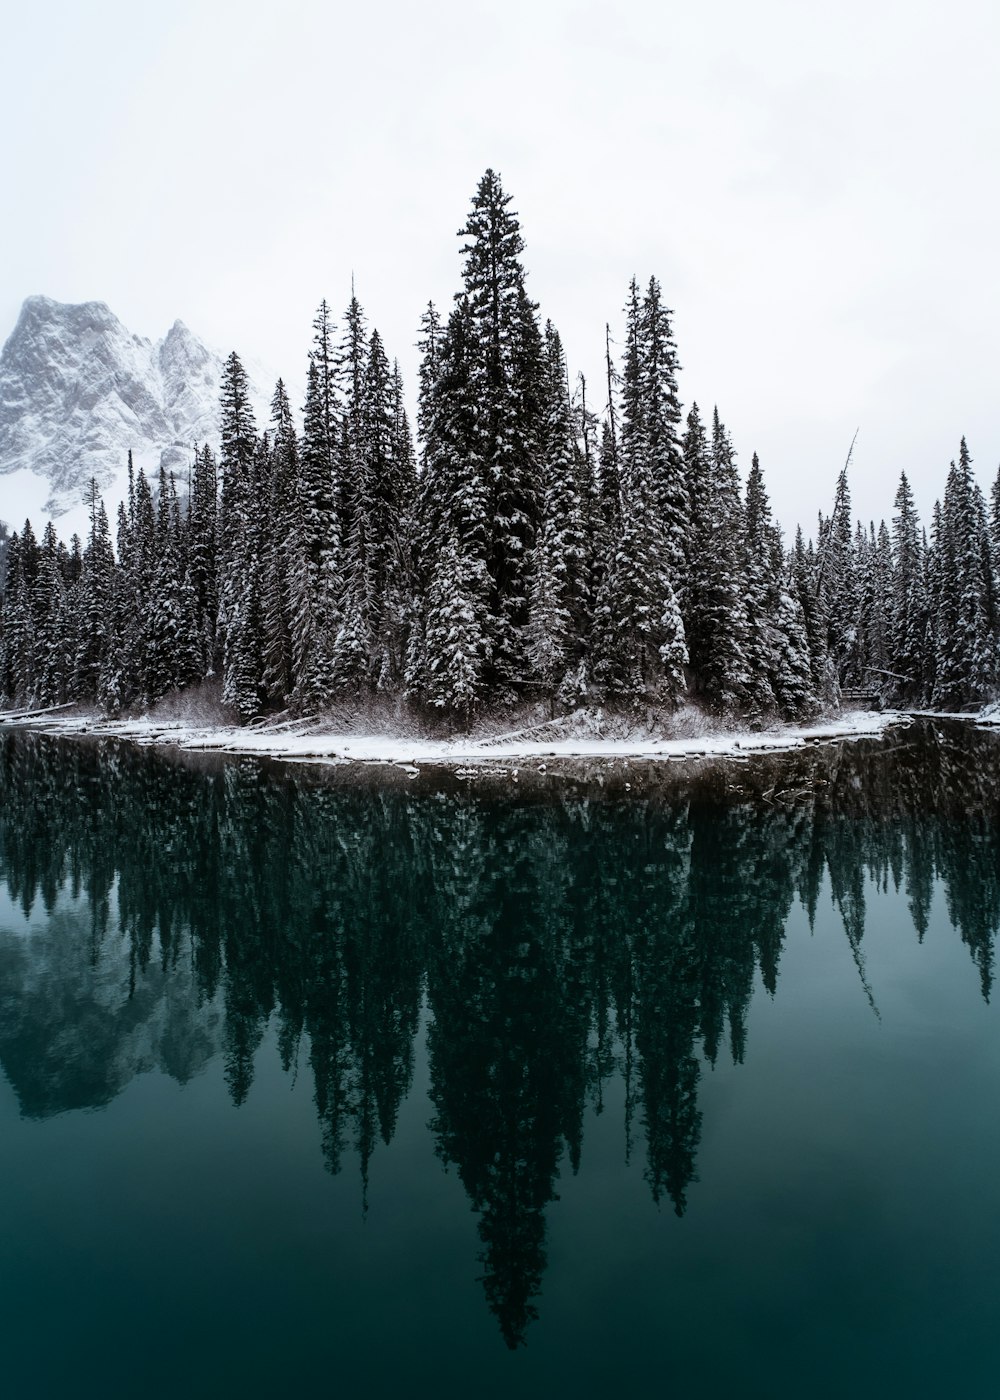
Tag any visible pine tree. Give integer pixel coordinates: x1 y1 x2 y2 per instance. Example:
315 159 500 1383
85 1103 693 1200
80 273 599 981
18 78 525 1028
770 575 817 719
379 357 418 684
335 288 369 562
217 351 264 718
594 417 687 703
0 530 36 704
792 527 829 699
890 473 924 702
817 464 861 690
416 302 443 444
188 444 219 669
73 481 116 703
741 452 780 715
524 323 590 704
932 438 997 706
293 361 340 707
683 407 750 710
639 276 687 592
457 169 543 697
34 522 73 705
852 520 892 696
412 301 491 711
147 470 201 701
260 381 299 703
424 527 490 726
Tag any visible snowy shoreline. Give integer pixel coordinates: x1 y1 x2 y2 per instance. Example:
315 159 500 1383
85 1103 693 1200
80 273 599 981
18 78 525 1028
0 706 926 772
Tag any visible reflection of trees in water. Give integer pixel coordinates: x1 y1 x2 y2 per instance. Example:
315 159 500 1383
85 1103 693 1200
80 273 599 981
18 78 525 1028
1 722 999 1345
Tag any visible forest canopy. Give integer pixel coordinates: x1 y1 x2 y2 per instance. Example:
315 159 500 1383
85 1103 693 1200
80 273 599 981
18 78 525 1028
2 171 998 723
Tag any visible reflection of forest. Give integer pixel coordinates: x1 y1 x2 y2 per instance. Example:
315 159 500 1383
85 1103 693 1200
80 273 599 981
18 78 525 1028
1 722 999 1346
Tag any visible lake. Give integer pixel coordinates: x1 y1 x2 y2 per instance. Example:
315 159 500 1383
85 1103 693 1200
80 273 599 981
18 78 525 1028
1 720 998 1398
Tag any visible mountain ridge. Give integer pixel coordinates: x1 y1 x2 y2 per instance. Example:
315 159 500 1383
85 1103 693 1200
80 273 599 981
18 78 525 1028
0 295 269 524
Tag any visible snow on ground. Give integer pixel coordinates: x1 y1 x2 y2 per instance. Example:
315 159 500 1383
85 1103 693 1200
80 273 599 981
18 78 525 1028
0 706 913 771
907 705 1000 727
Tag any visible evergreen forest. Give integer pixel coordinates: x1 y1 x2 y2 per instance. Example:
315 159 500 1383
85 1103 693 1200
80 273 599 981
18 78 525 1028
2 171 999 723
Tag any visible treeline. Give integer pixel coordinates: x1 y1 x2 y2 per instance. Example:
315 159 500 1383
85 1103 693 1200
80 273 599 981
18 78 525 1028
2 723 999 1344
2 170 1000 720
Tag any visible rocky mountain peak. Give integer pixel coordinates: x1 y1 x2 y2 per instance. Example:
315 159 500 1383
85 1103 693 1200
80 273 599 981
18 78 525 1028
0 296 267 521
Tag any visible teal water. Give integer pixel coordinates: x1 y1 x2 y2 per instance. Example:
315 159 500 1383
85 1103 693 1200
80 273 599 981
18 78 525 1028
1 722 998 1398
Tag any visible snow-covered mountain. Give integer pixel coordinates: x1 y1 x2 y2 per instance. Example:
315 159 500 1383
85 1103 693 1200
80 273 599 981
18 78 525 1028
0 295 270 531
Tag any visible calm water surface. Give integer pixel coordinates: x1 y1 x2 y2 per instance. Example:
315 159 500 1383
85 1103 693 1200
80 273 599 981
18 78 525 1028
1 721 999 1398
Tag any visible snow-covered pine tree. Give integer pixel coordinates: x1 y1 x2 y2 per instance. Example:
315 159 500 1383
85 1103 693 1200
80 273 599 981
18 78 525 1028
976 481 999 655
792 527 829 700
873 521 894 685
524 521 572 714
360 330 400 669
457 170 543 698
855 521 893 696
291 361 339 707
128 467 158 697
73 481 115 703
412 300 491 713
146 470 202 702
0 529 36 704
260 380 298 704
683 407 750 711
325 326 416 695
570 369 601 638
329 496 373 695
817 464 861 690
639 276 687 595
595 322 623 586
381 357 418 686
34 521 74 706
923 507 945 702
423 526 489 726
187 443 219 670
524 322 590 706
593 407 687 704
592 421 621 603
738 452 817 719
931 438 997 707
741 451 779 715
991 464 1000 586
889 473 924 703
618 278 645 514
98 531 134 715
217 351 264 719
63 534 82 587
769 572 818 720
312 299 339 456
335 288 368 563
416 302 443 444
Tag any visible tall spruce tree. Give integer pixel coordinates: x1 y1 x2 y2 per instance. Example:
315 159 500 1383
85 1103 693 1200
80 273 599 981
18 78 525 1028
524 322 590 705
593 418 687 702
260 381 299 703
73 480 115 703
639 276 687 593
457 169 543 697
932 438 996 706
412 300 491 713
683 407 750 710
890 473 924 702
817 464 861 691
217 351 263 718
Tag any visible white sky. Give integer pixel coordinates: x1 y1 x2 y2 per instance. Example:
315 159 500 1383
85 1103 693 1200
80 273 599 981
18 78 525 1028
3 0 998 537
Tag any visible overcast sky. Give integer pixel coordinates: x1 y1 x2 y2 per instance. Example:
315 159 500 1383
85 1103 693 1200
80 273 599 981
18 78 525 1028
3 0 998 535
